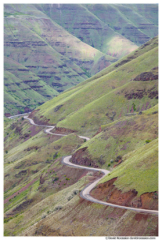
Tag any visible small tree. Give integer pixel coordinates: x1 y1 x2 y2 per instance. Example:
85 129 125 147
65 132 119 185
132 103 136 111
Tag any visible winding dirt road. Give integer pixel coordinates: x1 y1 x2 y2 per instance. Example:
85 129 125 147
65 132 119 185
19 116 158 215
8 112 31 119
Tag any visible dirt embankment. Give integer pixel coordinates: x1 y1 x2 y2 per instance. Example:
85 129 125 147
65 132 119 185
71 147 99 168
53 127 77 135
91 178 158 210
28 110 53 126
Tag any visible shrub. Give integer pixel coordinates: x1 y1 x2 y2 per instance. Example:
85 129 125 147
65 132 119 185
146 139 151 144
5 150 8 154
87 172 93 176
115 155 122 162
53 177 59 183
132 103 136 111
108 163 111 167
73 190 79 195
4 218 9 223
4 217 13 223
67 195 73 201
54 206 62 211
53 152 58 159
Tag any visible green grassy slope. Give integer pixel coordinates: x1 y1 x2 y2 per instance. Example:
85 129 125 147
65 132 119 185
3 4 107 114
99 138 158 196
4 13 88 86
31 36 158 137
4 4 118 85
69 106 158 214
74 104 158 169
4 117 84 214
80 36 158 83
40 4 158 53
4 106 158 236
38 3 138 59
4 7 158 235
5 4 129 114
4 4 158 115
4 164 158 236
85 4 158 46
4 57 58 115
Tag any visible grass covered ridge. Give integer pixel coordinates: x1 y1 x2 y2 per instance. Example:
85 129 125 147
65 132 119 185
73 104 158 170
31 36 158 137
99 138 158 196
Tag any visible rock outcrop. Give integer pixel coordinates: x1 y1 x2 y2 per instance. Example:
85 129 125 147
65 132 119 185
71 147 99 168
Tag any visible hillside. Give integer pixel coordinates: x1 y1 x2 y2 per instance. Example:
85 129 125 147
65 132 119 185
4 4 116 115
72 105 158 209
71 104 158 169
42 4 158 52
39 4 138 60
4 108 158 237
30 36 158 137
4 4 158 115
4 107 158 236
4 36 158 236
4 56 59 115
84 4 158 46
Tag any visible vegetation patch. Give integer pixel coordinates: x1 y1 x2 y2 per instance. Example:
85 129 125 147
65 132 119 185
99 139 158 196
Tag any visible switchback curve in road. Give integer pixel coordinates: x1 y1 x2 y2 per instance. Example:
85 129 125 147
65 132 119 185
62 156 158 215
21 116 158 215
24 116 90 139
